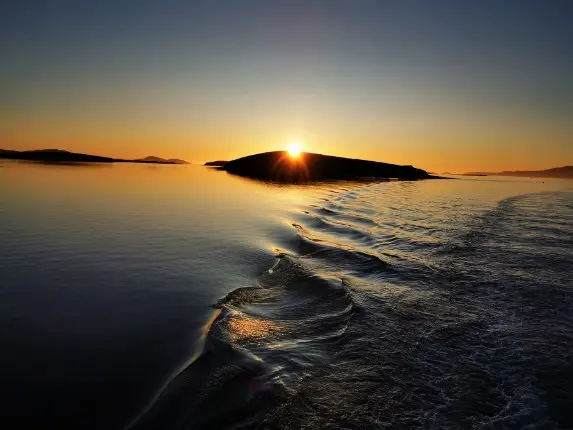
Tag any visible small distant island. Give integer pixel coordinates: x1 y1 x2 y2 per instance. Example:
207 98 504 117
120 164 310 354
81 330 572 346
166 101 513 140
462 166 572 179
204 160 228 167
0 149 189 165
220 151 437 182
137 156 189 164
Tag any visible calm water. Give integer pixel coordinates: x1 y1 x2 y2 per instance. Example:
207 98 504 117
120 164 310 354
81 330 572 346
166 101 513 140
1 160 572 429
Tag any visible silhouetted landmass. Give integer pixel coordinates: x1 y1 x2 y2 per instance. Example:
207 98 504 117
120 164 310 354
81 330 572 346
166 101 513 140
138 156 189 164
496 166 573 179
167 158 190 164
204 160 228 167
138 156 170 163
463 166 573 179
223 151 435 182
0 149 188 165
0 149 116 163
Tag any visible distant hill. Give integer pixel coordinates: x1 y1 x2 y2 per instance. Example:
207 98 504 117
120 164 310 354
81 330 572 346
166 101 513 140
138 156 165 163
463 166 573 179
138 156 189 164
0 149 188 165
496 166 573 179
27 149 70 153
204 160 228 167
0 149 116 163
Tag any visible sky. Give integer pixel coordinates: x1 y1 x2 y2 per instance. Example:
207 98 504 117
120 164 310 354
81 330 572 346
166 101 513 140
1 0 572 172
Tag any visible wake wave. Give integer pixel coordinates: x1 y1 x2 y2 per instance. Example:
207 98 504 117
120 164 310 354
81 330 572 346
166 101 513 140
131 186 573 429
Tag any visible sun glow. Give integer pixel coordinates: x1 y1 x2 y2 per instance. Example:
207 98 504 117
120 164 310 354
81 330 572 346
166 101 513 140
287 141 302 157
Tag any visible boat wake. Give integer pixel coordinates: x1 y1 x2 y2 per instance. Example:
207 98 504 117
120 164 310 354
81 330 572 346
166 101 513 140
131 183 573 429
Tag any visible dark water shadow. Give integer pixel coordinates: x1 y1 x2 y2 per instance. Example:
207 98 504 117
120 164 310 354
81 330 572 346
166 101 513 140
224 170 392 189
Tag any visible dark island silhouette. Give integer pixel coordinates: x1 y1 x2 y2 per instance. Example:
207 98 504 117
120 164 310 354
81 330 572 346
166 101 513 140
204 160 228 167
137 156 189 164
222 151 435 182
0 149 189 165
463 166 572 179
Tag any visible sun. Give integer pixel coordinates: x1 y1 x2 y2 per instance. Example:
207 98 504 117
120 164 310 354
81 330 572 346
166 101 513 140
287 141 302 157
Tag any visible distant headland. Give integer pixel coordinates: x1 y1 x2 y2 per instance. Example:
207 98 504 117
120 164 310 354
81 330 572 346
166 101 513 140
0 149 189 165
137 156 189 164
204 160 228 167
219 151 437 182
462 166 573 179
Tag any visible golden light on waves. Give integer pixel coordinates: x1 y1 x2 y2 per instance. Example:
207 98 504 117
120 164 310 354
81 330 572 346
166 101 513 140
227 312 279 343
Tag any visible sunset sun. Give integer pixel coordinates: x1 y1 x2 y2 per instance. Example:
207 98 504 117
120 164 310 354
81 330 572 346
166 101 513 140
287 141 302 157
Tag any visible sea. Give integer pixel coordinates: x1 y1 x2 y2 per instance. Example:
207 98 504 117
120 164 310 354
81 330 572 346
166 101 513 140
1 160 572 429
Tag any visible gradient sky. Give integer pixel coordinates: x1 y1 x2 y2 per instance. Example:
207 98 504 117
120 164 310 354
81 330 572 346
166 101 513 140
1 0 572 172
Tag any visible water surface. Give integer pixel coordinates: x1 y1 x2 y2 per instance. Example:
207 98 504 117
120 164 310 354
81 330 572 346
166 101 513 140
1 160 572 429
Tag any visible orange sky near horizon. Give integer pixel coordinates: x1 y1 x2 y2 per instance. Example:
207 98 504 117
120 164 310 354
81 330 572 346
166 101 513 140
2 114 571 173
